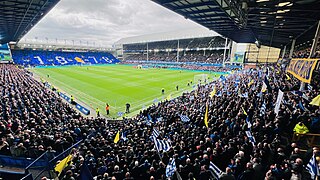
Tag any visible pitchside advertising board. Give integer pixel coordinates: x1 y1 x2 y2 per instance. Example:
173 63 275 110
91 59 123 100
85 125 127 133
0 43 12 62
286 58 319 83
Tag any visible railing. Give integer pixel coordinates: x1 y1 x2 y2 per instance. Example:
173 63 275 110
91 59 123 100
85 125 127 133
292 132 320 147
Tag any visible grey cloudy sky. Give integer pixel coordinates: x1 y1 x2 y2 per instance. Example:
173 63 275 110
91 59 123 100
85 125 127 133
21 0 209 47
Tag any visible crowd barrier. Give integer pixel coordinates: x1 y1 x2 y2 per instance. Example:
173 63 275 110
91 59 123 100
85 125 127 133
44 82 90 115
292 132 320 148
0 155 48 168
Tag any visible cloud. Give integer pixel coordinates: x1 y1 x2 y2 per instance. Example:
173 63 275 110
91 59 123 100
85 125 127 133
21 0 207 47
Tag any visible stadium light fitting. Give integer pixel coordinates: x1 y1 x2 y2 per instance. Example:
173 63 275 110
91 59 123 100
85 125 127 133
256 0 269 3
276 16 284 19
277 9 290 14
277 2 292 7
260 21 267 23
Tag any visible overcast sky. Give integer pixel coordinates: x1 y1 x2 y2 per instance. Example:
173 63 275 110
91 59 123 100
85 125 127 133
21 0 209 47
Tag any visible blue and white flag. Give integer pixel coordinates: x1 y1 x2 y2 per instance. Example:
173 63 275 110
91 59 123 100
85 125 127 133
209 161 222 180
166 159 176 178
308 84 313 91
239 92 248 98
246 116 252 129
299 101 306 111
219 75 226 82
274 89 284 115
260 101 266 116
292 91 310 101
180 115 190 122
245 131 256 145
152 128 160 138
306 154 319 179
153 137 171 152
156 117 163 122
216 91 222 97
121 132 127 141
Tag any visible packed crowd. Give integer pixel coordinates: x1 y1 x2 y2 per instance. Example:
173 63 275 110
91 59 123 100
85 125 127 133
284 43 320 58
123 37 226 52
0 64 319 180
125 51 225 64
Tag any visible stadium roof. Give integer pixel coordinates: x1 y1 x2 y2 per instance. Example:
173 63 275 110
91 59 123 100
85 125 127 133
153 0 320 48
0 0 60 44
115 28 220 45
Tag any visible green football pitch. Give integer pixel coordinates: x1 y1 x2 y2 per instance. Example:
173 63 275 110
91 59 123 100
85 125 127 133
31 65 224 118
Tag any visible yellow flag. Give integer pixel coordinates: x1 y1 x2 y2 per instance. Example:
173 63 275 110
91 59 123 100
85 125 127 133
310 95 320 106
54 154 73 174
204 103 209 128
242 107 247 116
114 131 120 143
248 80 254 87
286 74 291 80
209 88 216 98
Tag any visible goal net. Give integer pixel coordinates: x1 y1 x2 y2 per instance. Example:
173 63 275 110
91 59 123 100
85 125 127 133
194 74 209 85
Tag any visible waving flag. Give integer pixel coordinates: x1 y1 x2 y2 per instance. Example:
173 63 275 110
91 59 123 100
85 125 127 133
55 154 73 175
204 103 209 128
114 131 120 143
180 115 190 122
153 137 171 152
121 132 127 141
245 131 256 145
248 79 254 87
242 107 248 116
274 89 284 115
310 95 320 106
286 74 291 80
209 161 222 180
306 154 319 179
166 159 176 178
152 128 160 138
299 101 306 111
209 88 216 98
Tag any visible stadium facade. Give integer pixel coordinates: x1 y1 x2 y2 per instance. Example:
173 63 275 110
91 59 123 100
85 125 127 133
114 28 281 65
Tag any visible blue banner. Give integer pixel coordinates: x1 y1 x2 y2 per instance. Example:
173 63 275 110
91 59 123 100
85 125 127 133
75 104 90 115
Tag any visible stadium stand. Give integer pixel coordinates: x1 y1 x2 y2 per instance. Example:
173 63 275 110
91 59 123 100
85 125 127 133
283 44 320 59
11 49 120 66
0 63 319 179
126 51 225 64
123 37 226 52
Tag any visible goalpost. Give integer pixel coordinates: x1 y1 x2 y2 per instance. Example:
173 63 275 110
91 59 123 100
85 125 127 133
194 74 209 85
